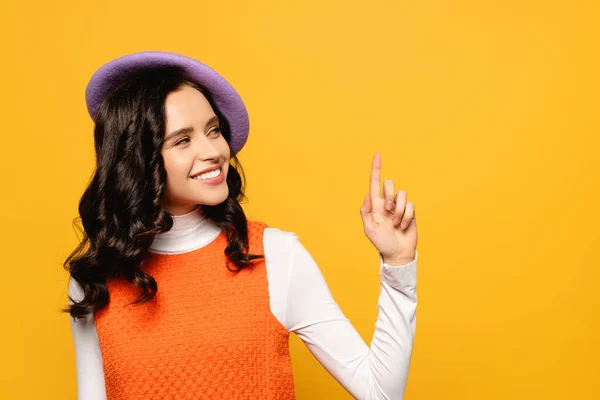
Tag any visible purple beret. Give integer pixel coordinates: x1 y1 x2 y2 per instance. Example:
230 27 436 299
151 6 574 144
85 51 249 156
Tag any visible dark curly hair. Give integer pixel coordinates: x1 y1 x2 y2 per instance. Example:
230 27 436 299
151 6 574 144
62 66 264 321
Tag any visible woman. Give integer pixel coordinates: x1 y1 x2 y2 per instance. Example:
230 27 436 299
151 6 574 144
64 51 419 400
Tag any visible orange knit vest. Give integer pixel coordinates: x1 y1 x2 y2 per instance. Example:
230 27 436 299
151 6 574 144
94 221 295 399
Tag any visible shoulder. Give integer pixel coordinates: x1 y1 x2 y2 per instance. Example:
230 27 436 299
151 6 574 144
246 221 307 269
251 219 297 246
246 220 297 247
264 226 297 249
246 220 298 261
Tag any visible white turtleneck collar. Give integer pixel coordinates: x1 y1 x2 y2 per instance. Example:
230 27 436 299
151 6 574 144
149 205 222 254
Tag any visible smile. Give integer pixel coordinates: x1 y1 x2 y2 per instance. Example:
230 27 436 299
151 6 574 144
191 167 224 183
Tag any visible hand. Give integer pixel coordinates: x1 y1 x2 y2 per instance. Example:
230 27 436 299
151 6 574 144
359 153 418 263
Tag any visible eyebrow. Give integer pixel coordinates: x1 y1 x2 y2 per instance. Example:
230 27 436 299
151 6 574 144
165 115 220 142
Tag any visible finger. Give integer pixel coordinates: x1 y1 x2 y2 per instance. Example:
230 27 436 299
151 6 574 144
360 193 372 217
392 190 407 225
400 201 415 230
370 153 382 199
383 179 395 212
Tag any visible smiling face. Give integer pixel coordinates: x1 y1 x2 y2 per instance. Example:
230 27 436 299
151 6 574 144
160 84 231 216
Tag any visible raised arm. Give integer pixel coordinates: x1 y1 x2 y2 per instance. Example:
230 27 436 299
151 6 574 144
283 233 417 399
68 278 108 400
277 153 419 399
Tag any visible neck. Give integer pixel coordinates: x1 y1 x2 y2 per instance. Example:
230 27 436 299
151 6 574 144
149 206 222 254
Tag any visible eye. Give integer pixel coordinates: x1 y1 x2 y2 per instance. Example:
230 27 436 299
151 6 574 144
174 137 190 146
209 127 222 137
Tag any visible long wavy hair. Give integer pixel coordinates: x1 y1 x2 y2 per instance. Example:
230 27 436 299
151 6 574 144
63 66 264 321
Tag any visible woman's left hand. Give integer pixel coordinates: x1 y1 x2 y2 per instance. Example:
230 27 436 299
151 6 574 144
359 153 418 265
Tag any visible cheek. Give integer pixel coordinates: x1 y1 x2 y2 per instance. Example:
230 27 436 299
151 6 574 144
162 153 190 180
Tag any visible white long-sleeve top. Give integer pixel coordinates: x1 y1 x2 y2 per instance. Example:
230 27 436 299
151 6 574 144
68 207 418 399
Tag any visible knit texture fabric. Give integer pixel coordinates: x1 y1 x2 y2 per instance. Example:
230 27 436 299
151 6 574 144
94 220 295 399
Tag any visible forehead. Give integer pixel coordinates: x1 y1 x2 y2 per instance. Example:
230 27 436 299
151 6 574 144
164 84 216 128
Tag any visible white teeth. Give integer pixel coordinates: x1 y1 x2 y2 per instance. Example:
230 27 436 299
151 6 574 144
194 167 221 180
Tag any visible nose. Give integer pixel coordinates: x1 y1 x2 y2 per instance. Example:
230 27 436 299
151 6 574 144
193 136 221 161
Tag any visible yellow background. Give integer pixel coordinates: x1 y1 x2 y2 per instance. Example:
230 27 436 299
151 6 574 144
1 0 598 399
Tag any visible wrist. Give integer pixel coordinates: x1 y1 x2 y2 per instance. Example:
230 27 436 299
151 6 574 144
382 252 416 266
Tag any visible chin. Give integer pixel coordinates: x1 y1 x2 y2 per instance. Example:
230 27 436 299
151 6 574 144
198 191 229 207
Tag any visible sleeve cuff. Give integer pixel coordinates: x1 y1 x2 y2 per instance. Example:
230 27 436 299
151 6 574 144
379 250 417 294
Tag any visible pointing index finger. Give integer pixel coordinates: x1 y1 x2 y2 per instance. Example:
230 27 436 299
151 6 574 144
370 153 381 198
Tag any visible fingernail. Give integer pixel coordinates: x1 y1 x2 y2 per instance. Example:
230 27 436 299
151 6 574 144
400 221 408 229
386 201 394 210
